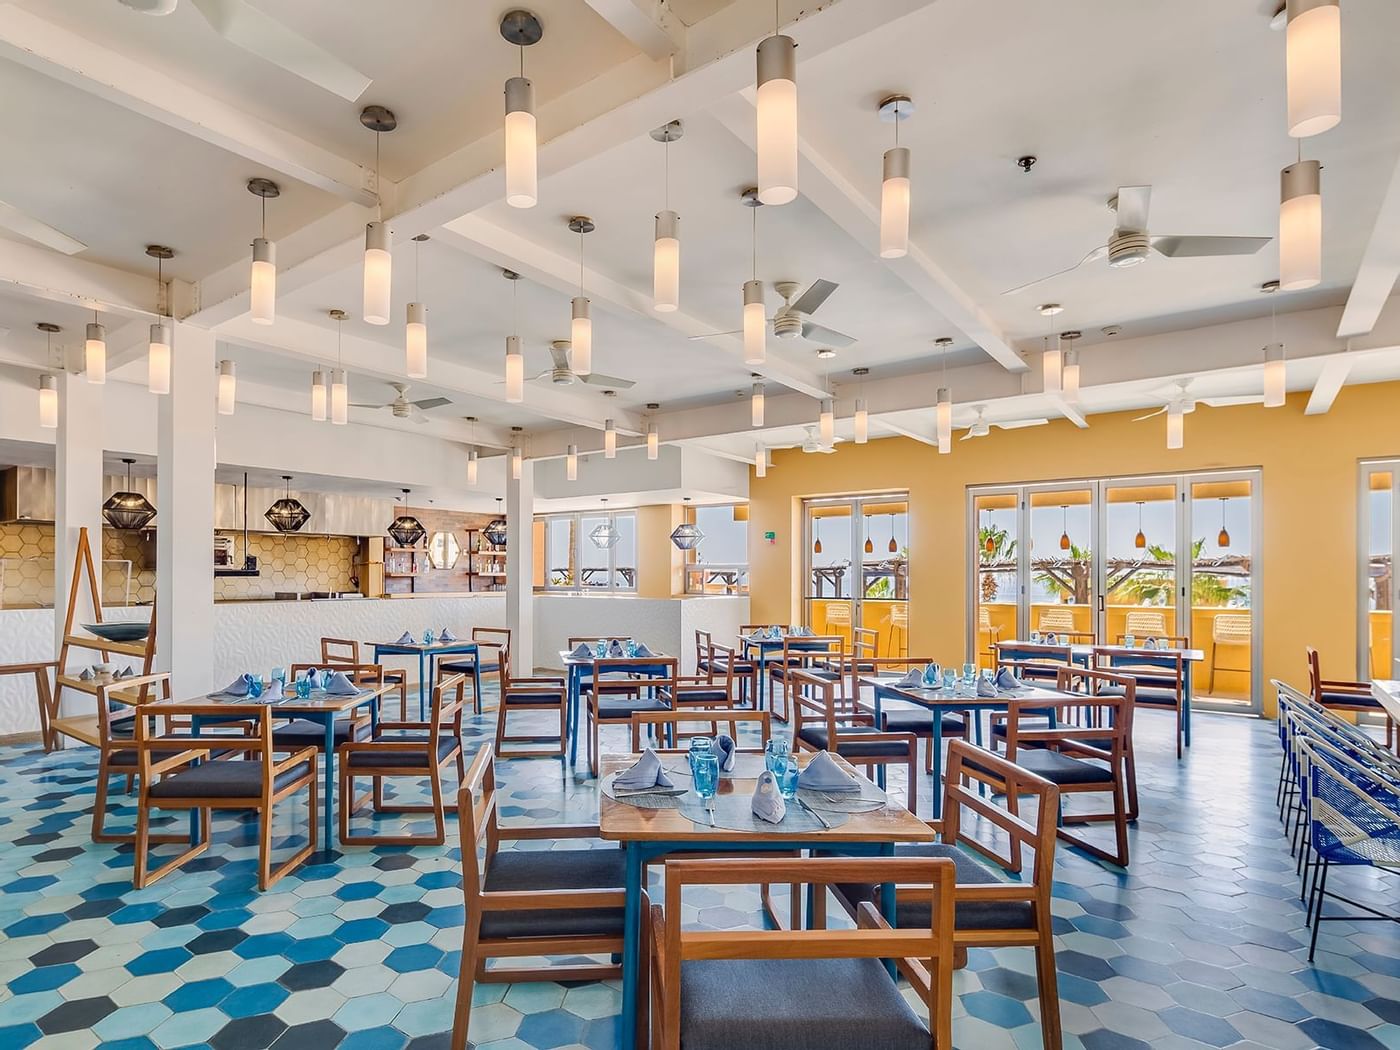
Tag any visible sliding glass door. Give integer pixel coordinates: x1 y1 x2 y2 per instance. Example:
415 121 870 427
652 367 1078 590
804 496 909 656
1361 462 1396 680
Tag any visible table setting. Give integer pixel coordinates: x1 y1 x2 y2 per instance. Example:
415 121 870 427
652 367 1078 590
207 667 367 703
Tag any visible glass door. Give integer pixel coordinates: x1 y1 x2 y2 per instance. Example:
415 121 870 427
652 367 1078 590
1102 480 1181 645
860 498 909 657
972 491 1020 669
1187 474 1258 712
804 496 909 655
1360 463 1396 680
1027 486 1097 644
806 501 855 647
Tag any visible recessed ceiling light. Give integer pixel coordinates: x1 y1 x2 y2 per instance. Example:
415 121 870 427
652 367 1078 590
815 348 836 359
1038 303 1064 316
1101 325 1122 337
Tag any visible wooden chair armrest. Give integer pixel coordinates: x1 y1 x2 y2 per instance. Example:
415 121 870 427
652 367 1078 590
375 720 430 731
479 888 625 911
499 822 605 841
143 748 205 775
855 902 935 994
272 746 318 774
512 675 567 686
1318 678 1371 693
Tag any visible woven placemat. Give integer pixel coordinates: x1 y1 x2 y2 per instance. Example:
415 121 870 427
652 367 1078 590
601 774 682 810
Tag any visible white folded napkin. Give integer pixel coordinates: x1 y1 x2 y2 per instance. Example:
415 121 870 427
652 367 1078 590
995 667 1020 691
220 673 255 697
324 671 360 696
751 771 786 824
746 632 767 643
794 625 814 637
797 751 860 793
1143 637 1158 650
977 676 998 698
569 643 593 660
440 627 457 642
893 667 923 687
396 631 414 645
613 748 675 791
714 734 737 773
607 639 625 658
262 679 284 701
632 642 654 658
301 668 324 690
79 667 95 681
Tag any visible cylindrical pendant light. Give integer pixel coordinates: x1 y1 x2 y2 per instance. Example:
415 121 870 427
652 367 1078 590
505 335 524 403
853 399 868 444
363 221 391 325
1280 160 1322 291
38 374 57 429
1062 350 1080 404
1285 0 1341 139
311 369 327 422
501 11 542 207
877 95 913 258
743 280 766 365
406 301 428 379
751 382 765 428
247 178 280 325
604 418 617 459
510 444 523 481
1042 339 1062 395
755 444 767 478
148 321 171 395
467 448 479 486
755 33 798 205
217 359 236 415
1264 343 1287 407
818 398 835 448
1166 402 1184 450
936 387 952 455
566 444 578 482
654 209 680 311
647 422 659 460
331 368 348 425
568 217 595 375
85 319 106 385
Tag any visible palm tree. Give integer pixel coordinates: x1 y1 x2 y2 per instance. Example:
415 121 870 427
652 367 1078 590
978 525 1016 602
1113 539 1246 606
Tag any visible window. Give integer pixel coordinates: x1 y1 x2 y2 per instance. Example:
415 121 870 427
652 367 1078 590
684 504 750 595
537 510 637 592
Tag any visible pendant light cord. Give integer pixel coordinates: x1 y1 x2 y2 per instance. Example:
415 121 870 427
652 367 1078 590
751 205 757 280
414 238 420 300
579 229 585 295
336 314 343 367
664 136 670 210
155 256 164 318
374 131 383 221
260 194 267 239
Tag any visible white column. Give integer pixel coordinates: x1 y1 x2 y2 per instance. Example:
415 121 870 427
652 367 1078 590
53 371 105 708
156 322 216 697
505 461 535 673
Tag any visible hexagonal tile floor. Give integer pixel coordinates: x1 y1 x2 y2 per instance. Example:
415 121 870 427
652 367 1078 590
0 696 1398 1049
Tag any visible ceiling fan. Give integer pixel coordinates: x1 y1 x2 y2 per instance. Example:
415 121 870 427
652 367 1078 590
1002 185 1272 296
528 342 636 390
1131 379 1264 421
690 280 856 348
768 426 843 455
116 0 372 101
350 383 451 424
960 405 1050 439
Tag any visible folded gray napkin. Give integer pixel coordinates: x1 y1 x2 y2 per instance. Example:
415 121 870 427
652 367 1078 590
714 734 737 773
893 667 923 687
79 667 95 681
440 627 456 642
262 679 284 701
977 676 998 698
1143 637 1158 649
797 750 860 793
751 771 786 824
324 671 360 696
1043 633 1058 646
569 642 593 659
632 642 654 658
745 631 767 643
220 673 256 697
396 631 413 645
607 639 625 658
995 667 1020 691
793 625 814 637
613 748 675 791
116 667 135 678
301 668 324 690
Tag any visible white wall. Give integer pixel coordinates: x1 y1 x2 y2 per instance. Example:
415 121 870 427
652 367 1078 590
534 595 749 674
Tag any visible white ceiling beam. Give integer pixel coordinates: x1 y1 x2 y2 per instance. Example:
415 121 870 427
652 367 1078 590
436 215 830 400
708 93 1025 374
0 237 157 318
1338 149 1400 338
1305 354 1351 415
1047 395 1089 429
211 313 641 436
0 4 375 207
584 0 685 60
875 418 938 446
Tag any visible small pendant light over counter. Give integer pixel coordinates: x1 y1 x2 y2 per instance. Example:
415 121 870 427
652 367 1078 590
935 338 953 455
145 245 174 395
863 517 874 555
670 497 704 551
104 458 156 531
36 322 60 429
590 498 621 549
754 444 767 478
1217 497 1232 548
812 517 823 555
604 418 617 459
888 513 898 554
741 188 766 365
568 217 594 376
329 309 349 425
1059 505 1071 552
1284 0 1341 139
566 444 578 482
751 381 765 428
651 120 682 312
466 417 480 485
387 489 427 547
484 498 510 549
503 270 524 403
360 105 396 325
85 311 106 385
852 367 869 443
247 177 279 325
647 403 660 460
265 475 311 533
217 359 236 415
1134 501 1147 550
501 9 543 208
755 12 798 206
1279 158 1322 291
406 234 429 379
877 95 913 259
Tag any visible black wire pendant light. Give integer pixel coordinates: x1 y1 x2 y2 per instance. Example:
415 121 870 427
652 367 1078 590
387 488 427 547
1134 501 1147 549
102 458 156 531
1217 497 1231 548
483 498 509 549
265 475 311 533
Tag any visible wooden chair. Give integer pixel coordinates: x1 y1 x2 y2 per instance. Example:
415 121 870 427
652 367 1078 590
767 634 843 723
439 628 510 712
1057 666 1141 821
585 657 677 776
790 668 918 813
321 637 409 720
890 604 909 657
338 672 468 845
450 746 642 1050
132 704 318 890
272 663 381 753
1036 607 1092 643
495 650 568 759
985 689 1134 867
856 656 972 773
1208 612 1252 691
1122 610 1168 639
978 606 1002 668
629 708 772 753
821 739 1063 1050
698 632 758 705
1306 646 1392 750
1092 646 1186 759
995 641 1074 686
648 855 955 1050
0 661 57 750
92 673 180 845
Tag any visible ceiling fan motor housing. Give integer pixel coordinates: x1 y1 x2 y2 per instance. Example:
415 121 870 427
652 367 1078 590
1108 229 1151 268
773 312 804 339
551 368 576 385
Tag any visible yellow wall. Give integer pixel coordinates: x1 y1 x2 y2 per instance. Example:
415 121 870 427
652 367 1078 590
748 383 1400 718
636 504 684 598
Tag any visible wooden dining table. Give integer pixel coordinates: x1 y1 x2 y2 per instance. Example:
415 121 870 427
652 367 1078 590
370 637 479 718
1371 679 1400 727
598 750 930 1050
558 649 672 767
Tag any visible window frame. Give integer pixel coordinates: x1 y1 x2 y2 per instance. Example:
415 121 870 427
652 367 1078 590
682 503 750 596
535 509 638 594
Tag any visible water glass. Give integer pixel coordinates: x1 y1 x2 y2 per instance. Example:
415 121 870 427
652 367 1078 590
693 754 719 800
1123 634 1137 649
942 669 957 693
765 736 791 775
595 640 607 658
271 666 287 685
422 630 434 645
625 638 638 658
962 662 976 682
247 677 264 699
776 757 800 800
688 736 714 773
294 675 312 700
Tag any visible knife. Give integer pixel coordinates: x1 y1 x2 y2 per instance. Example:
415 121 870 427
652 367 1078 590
796 795 832 829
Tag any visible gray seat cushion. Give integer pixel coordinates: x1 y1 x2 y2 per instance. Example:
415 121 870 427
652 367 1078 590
109 715 137 738
1321 690 1380 709
770 663 837 681
1097 683 1179 706
797 725 909 759
880 708 965 737
832 841 1035 932
679 956 928 1050
595 697 671 720
503 688 563 704
345 735 458 768
666 688 730 704
1015 749 1112 786
147 759 312 799
272 719 370 747
479 848 626 940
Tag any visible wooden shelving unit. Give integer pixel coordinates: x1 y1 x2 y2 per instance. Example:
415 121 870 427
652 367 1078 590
467 529 506 592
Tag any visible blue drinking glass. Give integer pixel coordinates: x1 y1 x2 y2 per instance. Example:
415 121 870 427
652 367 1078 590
247 677 263 699
595 641 607 658
942 669 957 692
423 630 435 645
688 736 713 774
776 757 800 800
693 754 719 800
295 675 312 700
765 736 791 775
962 662 976 682
271 666 287 685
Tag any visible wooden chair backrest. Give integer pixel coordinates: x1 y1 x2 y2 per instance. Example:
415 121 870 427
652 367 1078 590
1090 647 1184 691
321 637 360 665
789 668 858 741
457 747 499 908
1037 608 1079 634
629 709 771 752
891 604 909 628
941 739 1059 882
995 642 1073 672
852 628 879 661
134 701 271 795
96 673 172 749
1003 682 1131 770
693 629 712 669
427 672 468 737
824 603 852 625
779 634 843 666
591 656 677 697
472 627 511 658
695 644 736 695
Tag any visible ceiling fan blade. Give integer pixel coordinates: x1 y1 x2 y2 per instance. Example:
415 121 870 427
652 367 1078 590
581 373 636 389
409 408 432 425
348 402 387 409
994 418 1050 430
788 279 839 316
0 201 86 254
688 329 743 340
1132 407 1167 422
1000 245 1108 296
800 321 857 348
190 0 373 101
1151 235 1272 258
410 397 451 411
959 430 982 441
1200 395 1266 408
1114 185 1152 232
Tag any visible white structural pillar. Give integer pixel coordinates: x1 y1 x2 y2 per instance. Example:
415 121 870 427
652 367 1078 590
505 460 535 672
53 370 105 709
156 322 216 696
